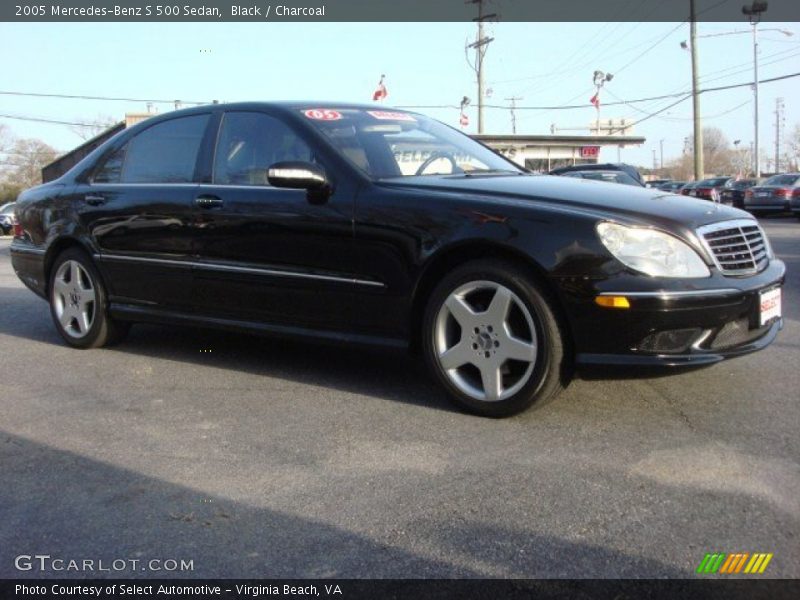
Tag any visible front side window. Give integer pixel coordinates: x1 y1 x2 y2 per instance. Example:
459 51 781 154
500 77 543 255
213 112 314 186
301 108 521 179
94 114 209 184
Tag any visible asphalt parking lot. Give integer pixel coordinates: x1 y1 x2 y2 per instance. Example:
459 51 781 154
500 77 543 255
0 219 798 579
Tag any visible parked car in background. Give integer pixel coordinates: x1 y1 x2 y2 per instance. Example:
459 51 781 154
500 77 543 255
745 173 800 216
549 163 645 186
8 102 785 417
680 181 699 196
558 170 642 186
645 179 671 188
721 178 762 209
0 202 15 235
658 181 688 193
693 177 733 201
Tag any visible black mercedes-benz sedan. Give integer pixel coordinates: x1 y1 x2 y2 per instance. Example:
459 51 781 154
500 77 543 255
10 103 785 417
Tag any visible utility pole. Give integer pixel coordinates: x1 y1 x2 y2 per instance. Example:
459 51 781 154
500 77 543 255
660 139 665 170
774 97 784 173
653 149 658 171
466 0 495 134
743 1 767 177
690 0 703 180
505 96 522 134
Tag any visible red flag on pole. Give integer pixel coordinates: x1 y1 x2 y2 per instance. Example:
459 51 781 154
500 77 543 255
589 93 600 108
459 112 469 128
372 75 388 101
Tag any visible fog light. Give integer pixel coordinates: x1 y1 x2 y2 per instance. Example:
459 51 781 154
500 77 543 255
595 295 630 309
638 328 703 354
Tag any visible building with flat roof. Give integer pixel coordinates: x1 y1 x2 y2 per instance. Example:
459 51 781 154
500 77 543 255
473 134 646 172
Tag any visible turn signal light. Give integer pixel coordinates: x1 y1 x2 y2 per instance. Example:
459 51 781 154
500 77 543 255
595 296 630 309
12 217 23 238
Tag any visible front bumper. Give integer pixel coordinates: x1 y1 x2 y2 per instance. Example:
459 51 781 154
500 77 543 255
560 259 786 367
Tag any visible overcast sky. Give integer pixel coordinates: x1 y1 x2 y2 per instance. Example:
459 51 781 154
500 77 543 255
1 20 798 168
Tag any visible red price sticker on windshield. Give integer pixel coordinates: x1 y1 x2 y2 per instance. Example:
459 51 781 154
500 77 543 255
367 111 416 122
304 109 342 121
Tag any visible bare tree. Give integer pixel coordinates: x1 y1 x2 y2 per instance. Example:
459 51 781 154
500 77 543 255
666 127 737 179
0 138 59 190
69 114 119 141
0 123 13 154
787 123 800 172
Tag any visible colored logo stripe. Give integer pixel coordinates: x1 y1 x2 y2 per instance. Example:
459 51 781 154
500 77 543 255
744 553 773 574
697 553 726 573
697 552 773 574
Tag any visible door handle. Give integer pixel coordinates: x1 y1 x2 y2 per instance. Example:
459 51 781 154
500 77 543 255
85 194 107 206
195 195 223 209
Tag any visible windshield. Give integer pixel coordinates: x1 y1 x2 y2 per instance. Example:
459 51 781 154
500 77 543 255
730 179 757 189
300 108 522 179
764 174 799 186
700 178 729 187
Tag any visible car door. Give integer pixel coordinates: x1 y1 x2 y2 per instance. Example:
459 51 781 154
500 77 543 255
72 112 212 310
189 110 356 331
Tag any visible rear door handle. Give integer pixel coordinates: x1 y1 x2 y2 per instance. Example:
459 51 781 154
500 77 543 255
85 194 107 206
195 195 223 209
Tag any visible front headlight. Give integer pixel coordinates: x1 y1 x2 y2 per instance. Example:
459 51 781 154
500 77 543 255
596 222 710 278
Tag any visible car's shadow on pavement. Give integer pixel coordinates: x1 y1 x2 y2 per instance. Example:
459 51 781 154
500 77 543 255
0 432 689 578
0 284 457 414
0 282 713 410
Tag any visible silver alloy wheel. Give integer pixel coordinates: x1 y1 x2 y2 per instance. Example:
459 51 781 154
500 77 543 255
434 280 538 402
52 260 96 339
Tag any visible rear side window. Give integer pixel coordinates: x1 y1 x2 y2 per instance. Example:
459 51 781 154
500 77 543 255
764 174 799 186
213 112 313 186
94 114 209 184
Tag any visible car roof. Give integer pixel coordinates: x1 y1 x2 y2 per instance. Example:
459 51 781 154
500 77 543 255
145 101 421 117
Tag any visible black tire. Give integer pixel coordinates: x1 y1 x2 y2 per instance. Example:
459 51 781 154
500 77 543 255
422 259 568 417
48 247 130 349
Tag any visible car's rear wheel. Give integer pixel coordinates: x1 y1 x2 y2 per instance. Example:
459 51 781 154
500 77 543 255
49 248 129 348
422 260 567 417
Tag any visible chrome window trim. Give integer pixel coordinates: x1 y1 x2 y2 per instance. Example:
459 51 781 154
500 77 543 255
94 253 385 288
87 183 199 188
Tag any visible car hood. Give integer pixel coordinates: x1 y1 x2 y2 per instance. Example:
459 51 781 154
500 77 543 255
379 174 748 229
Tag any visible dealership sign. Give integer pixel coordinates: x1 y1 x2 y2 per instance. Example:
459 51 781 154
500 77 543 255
580 146 600 159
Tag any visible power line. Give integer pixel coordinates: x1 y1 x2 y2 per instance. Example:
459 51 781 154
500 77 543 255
605 88 751 122
2 72 797 131
0 114 98 127
0 89 208 105
397 71 800 111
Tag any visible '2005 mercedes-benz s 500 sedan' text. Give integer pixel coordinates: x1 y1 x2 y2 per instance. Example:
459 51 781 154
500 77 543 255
10 103 785 417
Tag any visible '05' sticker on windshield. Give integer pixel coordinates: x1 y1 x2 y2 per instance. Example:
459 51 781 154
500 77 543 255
367 111 416 122
304 109 342 121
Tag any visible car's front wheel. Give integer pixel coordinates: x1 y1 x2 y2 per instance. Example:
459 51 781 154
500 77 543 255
422 260 567 417
49 248 129 348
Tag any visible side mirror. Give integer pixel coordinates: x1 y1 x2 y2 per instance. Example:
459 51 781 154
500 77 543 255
267 161 331 204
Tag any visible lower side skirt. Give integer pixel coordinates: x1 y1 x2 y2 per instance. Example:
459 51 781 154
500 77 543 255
109 303 408 351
